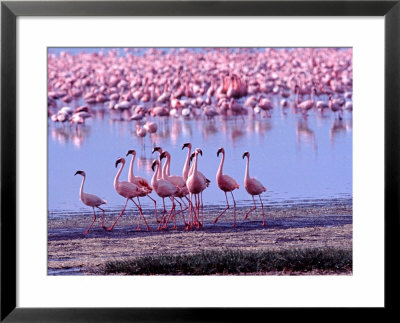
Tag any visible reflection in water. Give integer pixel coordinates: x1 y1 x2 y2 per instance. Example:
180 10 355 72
330 118 352 146
51 125 91 148
296 119 317 153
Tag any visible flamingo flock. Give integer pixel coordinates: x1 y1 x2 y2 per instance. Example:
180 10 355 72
75 144 268 234
49 48 352 129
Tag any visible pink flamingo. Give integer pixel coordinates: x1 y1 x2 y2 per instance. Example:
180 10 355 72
107 157 150 231
151 159 180 230
186 149 208 228
126 149 159 224
187 148 210 227
214 147 240 227
295 85 316 116
242 152 267 226
159 150 189 228
74 171 107 233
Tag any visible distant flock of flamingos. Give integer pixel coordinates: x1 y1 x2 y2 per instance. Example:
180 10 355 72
74 143 267 234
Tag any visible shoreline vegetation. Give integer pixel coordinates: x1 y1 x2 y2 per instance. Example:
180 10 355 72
48 199 352 276
104 248 352 275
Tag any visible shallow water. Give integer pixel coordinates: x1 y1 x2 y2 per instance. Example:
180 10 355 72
48 100 352 214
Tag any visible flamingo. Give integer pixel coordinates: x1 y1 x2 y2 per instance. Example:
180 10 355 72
107 157 150 231
151 159 181 230
214 147 240 227
242 152 267 226
159 150 189 228
186 147 211 227
295 86 316 116
329 95 343 120
186 148 208 228
74 170 107 234
143 121 158 134
136 124 147 138
126 149 159 223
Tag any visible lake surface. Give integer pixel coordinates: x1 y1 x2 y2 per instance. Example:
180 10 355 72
48 99 352 216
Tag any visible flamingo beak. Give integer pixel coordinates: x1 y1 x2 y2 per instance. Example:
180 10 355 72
126 150 135 156
190 153 195 162
115 159 121 168
151 161 157 171
160 151 166 160
217 148 222 156
242 152 249 159
182 143 190 150
198 149 203 156
74 171 81 176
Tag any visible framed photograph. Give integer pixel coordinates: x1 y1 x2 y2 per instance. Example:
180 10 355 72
1 1 398 321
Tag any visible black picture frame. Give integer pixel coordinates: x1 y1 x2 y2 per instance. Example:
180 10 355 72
1 1 399 321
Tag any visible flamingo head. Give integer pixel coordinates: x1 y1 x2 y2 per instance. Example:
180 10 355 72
217 147 224 157
190 152 195 163
115 157 125 168
242 151 250 159
74 170 85 177
151 159 159 171
195 148 203 156
160 151 168 160
182 142 192 150
126 149 136 156
152 146 162 154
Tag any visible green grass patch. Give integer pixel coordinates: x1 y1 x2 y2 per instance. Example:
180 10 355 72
104 248 352 275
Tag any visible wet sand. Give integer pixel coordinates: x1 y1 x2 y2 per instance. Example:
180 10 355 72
48 200 352 275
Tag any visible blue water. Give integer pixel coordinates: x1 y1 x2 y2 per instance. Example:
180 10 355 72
48 102 352 214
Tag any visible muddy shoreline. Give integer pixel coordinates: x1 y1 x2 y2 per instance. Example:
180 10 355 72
48 200 352 275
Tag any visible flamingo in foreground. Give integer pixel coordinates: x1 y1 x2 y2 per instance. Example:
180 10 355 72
126 149 158 223
242 152 267 226
214 147 240 227
108 157 150 231
151 159 181 230
160 150 189 228
186 148 209 228
74 170 107 234
183 143 210 226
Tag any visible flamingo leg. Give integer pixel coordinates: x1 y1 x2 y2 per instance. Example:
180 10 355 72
107 198 129 231
214 192 230 224
135 197 142 230
84 207 97 234
195 194 202 229
179 197 189 225
131 198 150 231
186 193 194 230
193 194 198 227
160 197 176 230
96 206 106 229
147 194 159 223
259 195 266 227
244 195 257 220
231 191 237 227
200 192 204 226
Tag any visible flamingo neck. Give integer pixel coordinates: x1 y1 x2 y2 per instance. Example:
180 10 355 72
114 161 124 189
166 154 171 176
161 156 169 179
128 154 135 182
79 175 85 199
183 146 192 180
193 152 199 175
151 163 159 186
245 156 250 181
217 151 225 177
